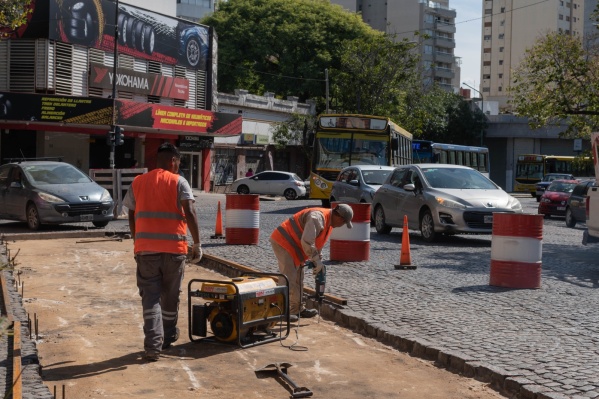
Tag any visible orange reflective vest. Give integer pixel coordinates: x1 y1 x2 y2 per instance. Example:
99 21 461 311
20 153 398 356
132 169 188 254
270 208 333 267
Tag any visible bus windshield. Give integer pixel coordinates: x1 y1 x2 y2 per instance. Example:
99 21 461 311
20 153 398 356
515 162 544 180
315 137 389 169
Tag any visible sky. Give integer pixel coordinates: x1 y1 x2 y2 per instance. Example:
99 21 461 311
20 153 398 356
452 1 483 91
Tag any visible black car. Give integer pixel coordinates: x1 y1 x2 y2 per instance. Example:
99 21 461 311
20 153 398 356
565 179 597 228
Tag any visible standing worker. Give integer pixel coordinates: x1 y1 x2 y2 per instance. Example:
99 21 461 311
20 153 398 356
270 204 353 322
123 143 202 362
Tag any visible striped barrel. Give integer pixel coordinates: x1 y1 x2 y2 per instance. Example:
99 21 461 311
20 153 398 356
329 202 371 261
225 194 260 245
489 213 543 289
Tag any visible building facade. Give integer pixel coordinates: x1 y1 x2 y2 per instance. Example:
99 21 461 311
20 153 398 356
481 0 585 111
0 0 241 191
211 90 316 192
331 0 461 92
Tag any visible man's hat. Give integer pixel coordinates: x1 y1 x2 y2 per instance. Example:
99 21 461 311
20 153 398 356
335 204 353 229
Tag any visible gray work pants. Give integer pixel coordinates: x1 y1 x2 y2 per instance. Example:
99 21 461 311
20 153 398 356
270 238 304 315
136 253 186 354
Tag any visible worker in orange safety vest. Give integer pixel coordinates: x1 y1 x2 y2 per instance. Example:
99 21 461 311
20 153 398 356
123 143 201 362
270 204 353 322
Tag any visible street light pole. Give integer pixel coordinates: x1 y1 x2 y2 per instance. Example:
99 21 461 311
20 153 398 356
109 0 120 169
462 82 484 147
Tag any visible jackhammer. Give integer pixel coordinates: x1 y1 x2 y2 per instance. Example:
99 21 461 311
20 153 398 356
305 261 326 305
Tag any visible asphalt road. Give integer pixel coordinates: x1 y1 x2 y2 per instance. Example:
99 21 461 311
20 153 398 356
1 193 598 399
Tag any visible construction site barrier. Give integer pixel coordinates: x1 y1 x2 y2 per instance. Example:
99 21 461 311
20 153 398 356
489 213 543 289
225 194 260 245
329 202 370 261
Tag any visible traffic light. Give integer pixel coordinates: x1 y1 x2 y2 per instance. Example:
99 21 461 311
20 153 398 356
114 126 125 146
106 130 115 146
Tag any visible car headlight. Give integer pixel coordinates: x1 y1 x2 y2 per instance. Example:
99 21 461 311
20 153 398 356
541 197 551 203
38 191 64 203
435 197 467 210
100 189 112 202
507 196 523 211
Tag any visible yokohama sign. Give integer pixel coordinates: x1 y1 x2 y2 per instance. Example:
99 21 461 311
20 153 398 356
89 63 189 101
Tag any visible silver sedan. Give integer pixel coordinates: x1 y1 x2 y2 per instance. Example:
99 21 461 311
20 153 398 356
0 161 114 230
371 164 523 242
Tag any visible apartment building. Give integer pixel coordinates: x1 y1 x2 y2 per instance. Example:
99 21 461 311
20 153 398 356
481 0 585 111
331 0 461 92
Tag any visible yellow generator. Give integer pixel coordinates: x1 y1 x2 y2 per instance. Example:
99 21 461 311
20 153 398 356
188 273 290 347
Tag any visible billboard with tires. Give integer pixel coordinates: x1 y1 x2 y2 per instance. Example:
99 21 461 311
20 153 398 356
4 0 211 71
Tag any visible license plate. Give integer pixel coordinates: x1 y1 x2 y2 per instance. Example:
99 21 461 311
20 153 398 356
80 214 93 221
557 206 565 211
484 215 493 224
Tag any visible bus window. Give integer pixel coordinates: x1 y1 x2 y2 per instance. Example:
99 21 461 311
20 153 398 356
471 153 478 169
448 151 456 164
463 152 471 167
438 150 447 164
478 153 487 172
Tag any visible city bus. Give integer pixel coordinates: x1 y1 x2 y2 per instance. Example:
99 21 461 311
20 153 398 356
412 140 490 178
514 154 595 195
309 114 413 206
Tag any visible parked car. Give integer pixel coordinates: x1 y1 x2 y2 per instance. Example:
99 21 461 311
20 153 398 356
0 161 114 230
230 171 306 200
535 173 575 201
565 179 596 227
330 165 395 204
371 164 523 242
537 179 579 218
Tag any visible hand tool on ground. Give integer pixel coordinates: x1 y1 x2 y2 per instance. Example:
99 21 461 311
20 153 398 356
255 362 313 398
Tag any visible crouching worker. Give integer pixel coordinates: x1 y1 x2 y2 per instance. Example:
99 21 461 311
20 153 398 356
269 204 353 322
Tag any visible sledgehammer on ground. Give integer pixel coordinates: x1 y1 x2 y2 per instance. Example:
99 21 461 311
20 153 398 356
255 362 313 398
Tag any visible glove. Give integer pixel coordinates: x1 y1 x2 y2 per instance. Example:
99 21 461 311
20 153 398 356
312 260 324 276
190 243 203 264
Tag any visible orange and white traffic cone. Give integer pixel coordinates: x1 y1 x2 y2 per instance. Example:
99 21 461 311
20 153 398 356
210 201 225 239
395 215 416 270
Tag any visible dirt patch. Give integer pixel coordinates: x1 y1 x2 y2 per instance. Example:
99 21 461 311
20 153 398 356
10 238 505 399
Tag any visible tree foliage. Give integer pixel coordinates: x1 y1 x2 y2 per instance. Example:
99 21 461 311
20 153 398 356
203 0 377 103
510 31 599 138
0 0 33 38
332 33 419 116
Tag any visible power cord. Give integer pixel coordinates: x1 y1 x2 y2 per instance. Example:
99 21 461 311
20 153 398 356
271 303 308 352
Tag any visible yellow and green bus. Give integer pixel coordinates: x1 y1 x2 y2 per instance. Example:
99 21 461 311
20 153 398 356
309 114 413 206
514 154 595 195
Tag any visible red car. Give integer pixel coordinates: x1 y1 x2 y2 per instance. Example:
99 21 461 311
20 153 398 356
538 179 579 218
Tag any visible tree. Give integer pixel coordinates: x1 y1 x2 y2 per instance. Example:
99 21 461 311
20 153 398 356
510 31 599 138
332 33 420 116
202 0 378 103
0 0 33 38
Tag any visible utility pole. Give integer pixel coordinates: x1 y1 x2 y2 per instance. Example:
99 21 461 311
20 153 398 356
109 0 120 169
462 82 484 147
325 68 329 114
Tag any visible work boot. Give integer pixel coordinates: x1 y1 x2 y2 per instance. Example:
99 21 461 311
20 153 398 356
162 327 180 349
289 314 299 323
145 351 160 362
299 308 318 318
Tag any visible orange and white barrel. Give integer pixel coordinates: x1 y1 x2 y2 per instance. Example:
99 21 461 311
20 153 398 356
489 213 543 289
225 194 260 245
330 203 370 261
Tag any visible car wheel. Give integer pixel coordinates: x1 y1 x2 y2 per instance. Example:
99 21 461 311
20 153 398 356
420 210 436 243
237 185 250 195
536 196 541 202
284 188 297 200
321 199 330 208
26 203 41 231
186 37 201 67
374 206 391 234
565 207 576 228
93 221 109 228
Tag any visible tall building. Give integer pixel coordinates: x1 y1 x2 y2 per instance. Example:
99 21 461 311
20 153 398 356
177 0 216 22
481 0 585 111
331 0 461 92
